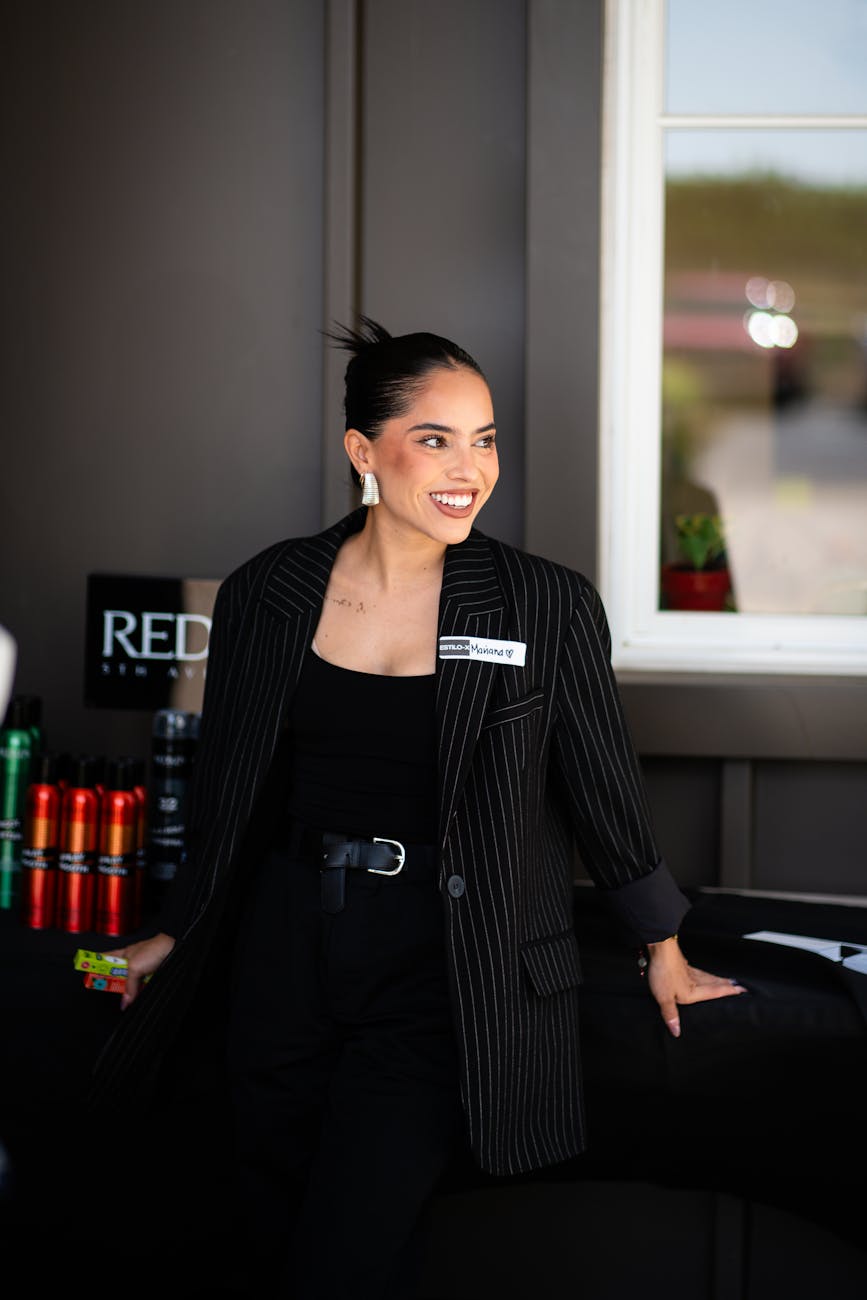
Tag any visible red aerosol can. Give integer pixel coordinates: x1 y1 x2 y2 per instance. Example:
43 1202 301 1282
57 755 100 933
21 752 62 929
96 758 138 938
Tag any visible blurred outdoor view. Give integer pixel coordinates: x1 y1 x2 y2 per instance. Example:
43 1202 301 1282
659 1 867 615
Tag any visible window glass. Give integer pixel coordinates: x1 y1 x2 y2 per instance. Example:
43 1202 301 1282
660 130 867 615
665 0 867 115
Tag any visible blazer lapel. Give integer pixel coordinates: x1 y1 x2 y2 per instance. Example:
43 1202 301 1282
261 507 367 620
436 531 507 849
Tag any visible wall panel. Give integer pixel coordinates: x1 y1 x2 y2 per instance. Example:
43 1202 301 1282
1 0 325 757
358 0 527 548
752 762 867 897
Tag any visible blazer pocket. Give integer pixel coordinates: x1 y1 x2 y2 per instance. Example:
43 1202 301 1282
482 688 545 731
520 928 583 996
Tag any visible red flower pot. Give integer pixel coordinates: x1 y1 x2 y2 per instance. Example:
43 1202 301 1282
660 563 732 612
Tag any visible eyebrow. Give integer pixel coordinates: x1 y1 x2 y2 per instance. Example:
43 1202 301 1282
406 422 497 435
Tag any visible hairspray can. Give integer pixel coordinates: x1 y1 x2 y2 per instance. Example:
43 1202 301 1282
56 755 100 933
148 710 200 913
21 751 62 929
0 696 35 910
96 758 138 938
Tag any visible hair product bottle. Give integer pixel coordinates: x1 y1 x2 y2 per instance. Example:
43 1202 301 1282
148 710 200 914
96 758 139 938
21 751 62 929
0 696 35 910
57 755 100 933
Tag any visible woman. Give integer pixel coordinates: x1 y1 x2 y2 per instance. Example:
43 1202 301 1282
94 318 745 1297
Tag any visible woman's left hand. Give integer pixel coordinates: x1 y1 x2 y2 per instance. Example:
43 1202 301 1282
644 935 747 1037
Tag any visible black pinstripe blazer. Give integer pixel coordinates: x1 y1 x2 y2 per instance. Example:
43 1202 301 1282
90 507 689 1176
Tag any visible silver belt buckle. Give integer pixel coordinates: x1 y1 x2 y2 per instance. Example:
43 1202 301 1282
367 836 405 876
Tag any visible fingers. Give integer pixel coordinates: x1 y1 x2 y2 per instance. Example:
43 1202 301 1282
646 947 749 1037
657 996 681 1038
650 965 748 1038
688 964 742 986
691 981 748 1003
120 970 141 1011
685 965 748 1001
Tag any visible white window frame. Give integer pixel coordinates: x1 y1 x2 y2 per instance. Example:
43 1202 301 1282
598 0 867 676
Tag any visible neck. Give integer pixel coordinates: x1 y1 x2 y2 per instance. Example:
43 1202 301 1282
347 509 447 591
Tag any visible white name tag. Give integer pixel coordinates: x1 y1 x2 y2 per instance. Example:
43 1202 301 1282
439 636 527 667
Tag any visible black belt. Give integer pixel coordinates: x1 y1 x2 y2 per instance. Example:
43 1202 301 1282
287 822 438 913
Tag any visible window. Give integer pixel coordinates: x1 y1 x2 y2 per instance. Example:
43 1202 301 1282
599 0 867 673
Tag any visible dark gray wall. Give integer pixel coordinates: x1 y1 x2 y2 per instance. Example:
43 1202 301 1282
358 0 527 548
2 0 325 759
525 0 603 578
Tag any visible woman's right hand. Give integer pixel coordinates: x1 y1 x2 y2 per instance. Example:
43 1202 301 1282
102 933 176 1010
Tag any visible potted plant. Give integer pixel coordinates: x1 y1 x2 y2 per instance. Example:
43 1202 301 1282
660 513 734 612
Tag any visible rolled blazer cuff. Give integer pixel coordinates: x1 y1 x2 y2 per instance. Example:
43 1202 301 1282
599 858 691 944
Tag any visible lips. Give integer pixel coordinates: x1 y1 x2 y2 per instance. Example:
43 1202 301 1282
429 491 477 516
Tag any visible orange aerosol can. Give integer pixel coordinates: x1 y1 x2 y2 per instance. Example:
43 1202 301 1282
96 758 139 938
56 755 100 933
21 752 62 929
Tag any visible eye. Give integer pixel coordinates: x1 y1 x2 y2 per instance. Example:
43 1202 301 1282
418 434 446 449
475 434 496 449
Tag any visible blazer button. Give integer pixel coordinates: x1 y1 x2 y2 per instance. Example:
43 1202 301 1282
447 875 465 899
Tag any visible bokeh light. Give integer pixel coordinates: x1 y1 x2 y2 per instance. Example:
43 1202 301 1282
746 310 777 348
745 276 770 307
768 280 796 312
772 315 799 347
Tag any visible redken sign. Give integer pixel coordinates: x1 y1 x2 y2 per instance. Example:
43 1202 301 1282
85 574 220 711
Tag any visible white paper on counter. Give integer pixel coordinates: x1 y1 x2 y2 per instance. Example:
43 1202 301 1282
743 931 867 963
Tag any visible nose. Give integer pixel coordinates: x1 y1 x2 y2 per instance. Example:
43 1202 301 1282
445 439 478 481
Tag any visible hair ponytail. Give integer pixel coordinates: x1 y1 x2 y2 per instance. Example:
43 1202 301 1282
322 314 393 355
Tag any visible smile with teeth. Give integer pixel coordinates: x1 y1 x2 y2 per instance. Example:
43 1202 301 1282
430 491 476 508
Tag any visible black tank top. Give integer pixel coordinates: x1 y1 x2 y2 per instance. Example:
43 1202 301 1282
286 649 438 843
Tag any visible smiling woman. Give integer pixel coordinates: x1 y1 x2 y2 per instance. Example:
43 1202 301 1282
345 362 498 539
89 316 745 1299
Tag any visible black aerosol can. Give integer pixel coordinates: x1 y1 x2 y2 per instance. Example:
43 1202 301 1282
147 710 199 915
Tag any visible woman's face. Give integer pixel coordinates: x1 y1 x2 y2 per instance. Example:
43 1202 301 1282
350 365 499 546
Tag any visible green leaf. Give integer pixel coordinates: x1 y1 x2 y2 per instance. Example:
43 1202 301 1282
674 513 726 570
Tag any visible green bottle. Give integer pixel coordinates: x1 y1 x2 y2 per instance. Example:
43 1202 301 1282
0 696 35 909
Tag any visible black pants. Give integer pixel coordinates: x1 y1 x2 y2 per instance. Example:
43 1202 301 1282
225 826 464 1299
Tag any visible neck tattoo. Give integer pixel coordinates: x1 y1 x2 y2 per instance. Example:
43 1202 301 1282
327 595 366 613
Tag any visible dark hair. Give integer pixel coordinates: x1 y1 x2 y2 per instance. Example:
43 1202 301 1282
323 315 487 487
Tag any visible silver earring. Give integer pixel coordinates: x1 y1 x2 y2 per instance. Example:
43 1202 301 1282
361 471 380 506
